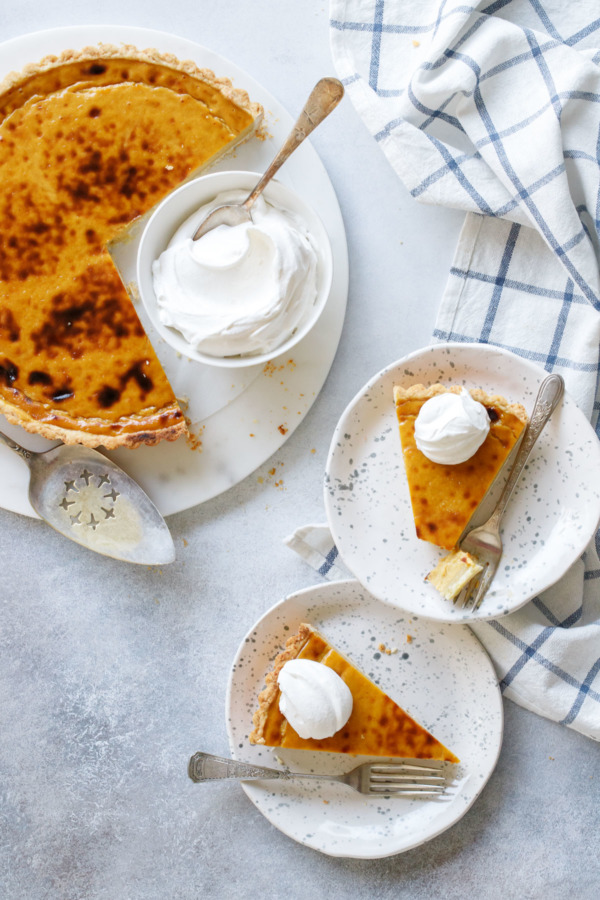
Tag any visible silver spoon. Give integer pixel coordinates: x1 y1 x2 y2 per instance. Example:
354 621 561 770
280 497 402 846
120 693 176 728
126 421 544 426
192 76 344 241
0 431 175 565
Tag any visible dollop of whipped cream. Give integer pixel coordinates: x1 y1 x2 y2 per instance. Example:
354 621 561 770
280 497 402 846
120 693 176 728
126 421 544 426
277 659 353 740
151 190 319 357
414 388 490 465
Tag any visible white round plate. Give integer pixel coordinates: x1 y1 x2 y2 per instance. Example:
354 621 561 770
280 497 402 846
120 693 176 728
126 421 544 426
226 580 503 859
324 343 600 623
0 26 348 518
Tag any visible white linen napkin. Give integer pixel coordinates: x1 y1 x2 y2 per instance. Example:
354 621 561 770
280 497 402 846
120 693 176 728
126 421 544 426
286 1 600 741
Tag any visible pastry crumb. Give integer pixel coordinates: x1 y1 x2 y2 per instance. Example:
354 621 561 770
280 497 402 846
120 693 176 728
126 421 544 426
263 358 297 377
427 549 483 601
259 462 285 487
184 421 204 452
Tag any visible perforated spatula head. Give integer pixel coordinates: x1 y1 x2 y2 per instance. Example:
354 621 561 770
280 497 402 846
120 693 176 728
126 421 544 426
0 432 175 565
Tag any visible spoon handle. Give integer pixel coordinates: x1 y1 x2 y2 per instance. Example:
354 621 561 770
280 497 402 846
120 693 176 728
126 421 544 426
242 77 344 211
0 429 33 464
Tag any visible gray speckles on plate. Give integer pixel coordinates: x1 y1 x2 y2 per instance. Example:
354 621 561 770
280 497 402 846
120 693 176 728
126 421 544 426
225 580 502 859
323 342 600 623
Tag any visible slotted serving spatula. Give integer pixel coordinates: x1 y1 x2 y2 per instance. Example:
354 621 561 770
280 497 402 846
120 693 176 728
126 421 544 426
0 430 175 564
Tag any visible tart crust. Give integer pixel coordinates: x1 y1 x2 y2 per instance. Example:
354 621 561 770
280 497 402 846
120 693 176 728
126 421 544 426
0 43 264 118
0 44 262 448
250 623 459 762
392 383 527 422
393 383 528 551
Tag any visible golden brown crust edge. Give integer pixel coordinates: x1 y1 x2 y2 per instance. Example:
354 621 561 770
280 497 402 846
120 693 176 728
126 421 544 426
0 396 187 450
0 42 264 126
249 623 314 745
393 383 528 425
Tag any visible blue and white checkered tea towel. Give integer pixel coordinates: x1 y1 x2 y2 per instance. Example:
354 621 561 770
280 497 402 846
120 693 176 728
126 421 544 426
287 1 600 741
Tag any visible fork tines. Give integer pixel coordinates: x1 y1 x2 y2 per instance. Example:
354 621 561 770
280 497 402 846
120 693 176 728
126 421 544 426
368 763 447 795
459 563 493 609
368 782 446 795
369 781 446 794
456 565 483 609
369 763 444 777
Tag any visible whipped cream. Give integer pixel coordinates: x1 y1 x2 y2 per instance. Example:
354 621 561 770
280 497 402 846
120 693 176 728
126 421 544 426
277 659 353 740
151 190 319 357
414 388 490 465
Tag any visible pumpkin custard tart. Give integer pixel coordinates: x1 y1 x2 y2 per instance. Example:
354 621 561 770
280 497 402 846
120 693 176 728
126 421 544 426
393 384 528 552
0 45 262 448
249 623 459 762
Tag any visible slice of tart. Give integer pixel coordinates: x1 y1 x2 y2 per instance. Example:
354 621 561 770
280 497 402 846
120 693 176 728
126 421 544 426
393 384 528 551
0 45 262 448
249 623 459 762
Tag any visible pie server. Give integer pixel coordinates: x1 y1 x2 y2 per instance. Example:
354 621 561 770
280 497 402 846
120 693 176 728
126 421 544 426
0 430 175 565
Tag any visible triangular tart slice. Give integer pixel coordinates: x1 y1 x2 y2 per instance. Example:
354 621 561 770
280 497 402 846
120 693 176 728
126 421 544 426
249 623 459 762
393 384 528 551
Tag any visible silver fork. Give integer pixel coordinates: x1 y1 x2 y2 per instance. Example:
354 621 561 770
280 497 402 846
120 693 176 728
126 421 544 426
458 373 565 610
188 751 450 797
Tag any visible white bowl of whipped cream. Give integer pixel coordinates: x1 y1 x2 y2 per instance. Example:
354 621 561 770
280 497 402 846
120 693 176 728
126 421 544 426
137 170 333 366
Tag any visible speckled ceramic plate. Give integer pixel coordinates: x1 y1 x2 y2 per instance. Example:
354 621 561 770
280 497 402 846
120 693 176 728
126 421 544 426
324 343 600 623
226 580 502 859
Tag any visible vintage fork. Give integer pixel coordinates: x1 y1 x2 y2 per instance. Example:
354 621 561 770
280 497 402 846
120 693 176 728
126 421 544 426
458 373 565 611
188 751 450 797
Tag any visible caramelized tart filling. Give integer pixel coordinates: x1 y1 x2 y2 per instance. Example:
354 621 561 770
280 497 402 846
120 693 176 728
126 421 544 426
394 385 528 551
250 624 459 762
0 52 259 447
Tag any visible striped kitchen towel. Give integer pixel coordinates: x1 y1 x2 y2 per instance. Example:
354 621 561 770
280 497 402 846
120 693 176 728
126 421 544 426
288 1 600 739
